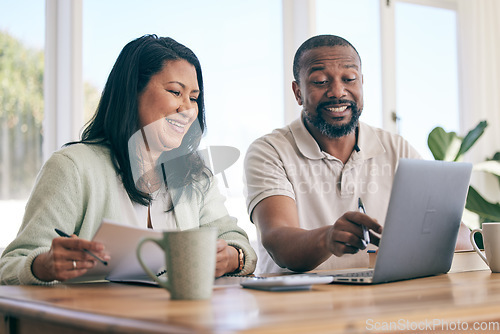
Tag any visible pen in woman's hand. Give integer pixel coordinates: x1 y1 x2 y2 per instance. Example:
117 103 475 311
358 198 370 247
54 228 108 266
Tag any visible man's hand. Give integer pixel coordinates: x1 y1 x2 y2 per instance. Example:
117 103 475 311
253 195 383 272
324 211 382 257
32 235 110 282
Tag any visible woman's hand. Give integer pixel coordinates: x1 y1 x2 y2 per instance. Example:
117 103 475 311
32 235 110 282
214 239 239 277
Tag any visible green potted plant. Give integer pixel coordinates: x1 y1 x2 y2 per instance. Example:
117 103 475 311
427 121 500 248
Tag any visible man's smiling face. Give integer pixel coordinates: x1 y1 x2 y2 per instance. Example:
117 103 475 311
293 45 364 139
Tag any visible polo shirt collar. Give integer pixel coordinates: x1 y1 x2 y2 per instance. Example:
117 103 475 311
356 121 386 160
289 116 386 161
289 117 325 160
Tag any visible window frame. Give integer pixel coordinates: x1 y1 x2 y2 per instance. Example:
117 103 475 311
380 0 459 134
43 0 463 159
43 0 83 162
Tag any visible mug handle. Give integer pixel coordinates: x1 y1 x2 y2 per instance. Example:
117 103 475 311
136 237 170 290
470 229 489 265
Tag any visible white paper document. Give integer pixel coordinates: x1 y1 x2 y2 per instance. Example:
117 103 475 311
67 219 165 284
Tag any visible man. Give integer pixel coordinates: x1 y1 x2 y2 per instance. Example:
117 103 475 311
244 35 470 274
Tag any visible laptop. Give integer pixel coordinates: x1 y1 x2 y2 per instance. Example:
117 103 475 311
320 158 472 284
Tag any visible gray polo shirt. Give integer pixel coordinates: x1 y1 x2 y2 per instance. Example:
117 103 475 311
244 117 421 273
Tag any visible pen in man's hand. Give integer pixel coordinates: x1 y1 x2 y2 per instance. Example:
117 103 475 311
358 198 370 247
54 228 108 266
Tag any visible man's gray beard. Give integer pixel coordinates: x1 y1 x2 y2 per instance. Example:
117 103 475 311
304 106 362 139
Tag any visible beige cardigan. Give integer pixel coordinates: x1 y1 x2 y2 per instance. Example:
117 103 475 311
0 144 256 285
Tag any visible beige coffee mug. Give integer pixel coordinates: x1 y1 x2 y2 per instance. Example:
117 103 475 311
136 227 217 300
470 223 500 273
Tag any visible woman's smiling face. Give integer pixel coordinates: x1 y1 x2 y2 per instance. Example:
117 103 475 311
137 59 200 152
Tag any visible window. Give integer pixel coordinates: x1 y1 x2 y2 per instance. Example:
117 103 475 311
316 0 460 159
316 0 383 128
0 0 45 247
394 1 459 158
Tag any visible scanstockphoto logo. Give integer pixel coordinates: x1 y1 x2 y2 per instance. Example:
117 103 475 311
366 318 500 332
249 160 395 196
127 117 240 192
198 146 239 188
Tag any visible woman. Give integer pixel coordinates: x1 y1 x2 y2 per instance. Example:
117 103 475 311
0 35 256 285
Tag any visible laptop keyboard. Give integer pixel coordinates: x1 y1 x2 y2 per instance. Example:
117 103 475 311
332 270 374 278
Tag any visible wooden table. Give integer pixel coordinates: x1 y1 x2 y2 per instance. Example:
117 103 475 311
0 271 499 334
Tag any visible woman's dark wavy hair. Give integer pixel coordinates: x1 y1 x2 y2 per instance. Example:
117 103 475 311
69 34 210 206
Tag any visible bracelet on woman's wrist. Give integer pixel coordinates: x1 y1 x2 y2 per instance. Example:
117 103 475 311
235 247 244 272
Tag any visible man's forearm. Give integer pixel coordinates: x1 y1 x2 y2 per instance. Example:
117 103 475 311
262 225 333 272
